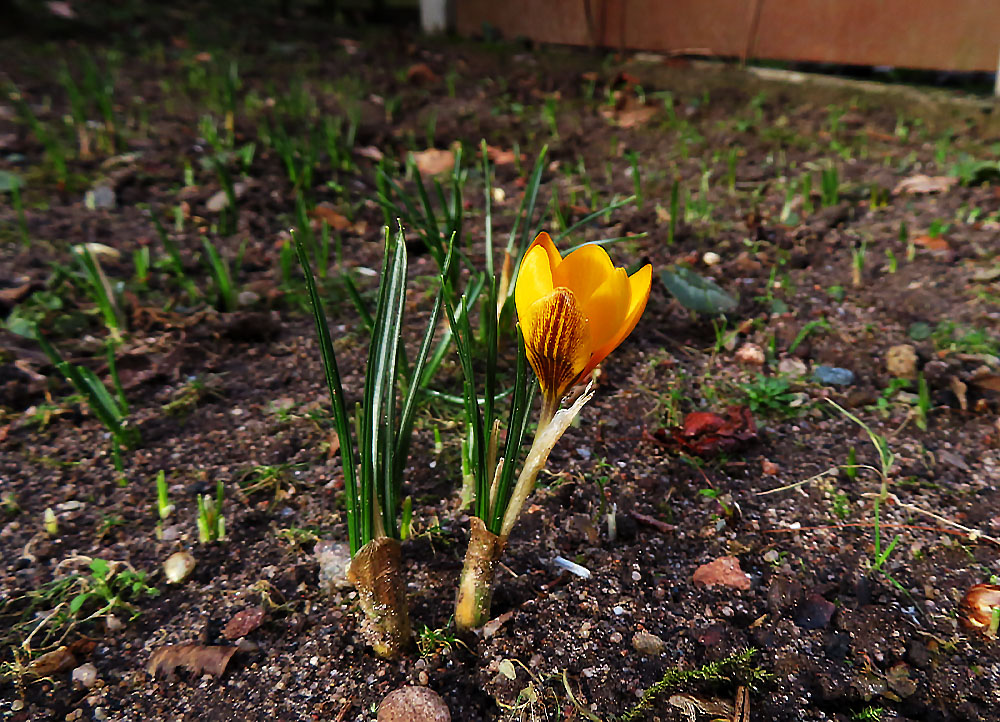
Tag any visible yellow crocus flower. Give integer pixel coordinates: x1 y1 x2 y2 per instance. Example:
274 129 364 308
515 231 652 415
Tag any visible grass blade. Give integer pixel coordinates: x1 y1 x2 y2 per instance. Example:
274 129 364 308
365 228 408 538
552 194 636 244
292 230 360 553
201 237 235 312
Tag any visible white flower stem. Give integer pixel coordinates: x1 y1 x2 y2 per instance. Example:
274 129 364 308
498 383 595 539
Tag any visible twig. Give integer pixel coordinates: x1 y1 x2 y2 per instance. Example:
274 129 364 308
763 521 993 541
630 511 676 534
334 696 354 722
755 467 838 496
884 493 1000 546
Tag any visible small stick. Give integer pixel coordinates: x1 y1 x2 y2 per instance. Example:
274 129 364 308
763 521 990 540
883 493 1000 546
334 697 354 722
630 511 675 534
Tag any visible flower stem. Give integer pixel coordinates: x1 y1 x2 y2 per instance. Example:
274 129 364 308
499 383 594 540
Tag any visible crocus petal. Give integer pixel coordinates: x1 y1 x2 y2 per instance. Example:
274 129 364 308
514 243 555 327
582 263 652 377
576 266 630 352
523 288 591 401
528 231 563 272
551 244 616 307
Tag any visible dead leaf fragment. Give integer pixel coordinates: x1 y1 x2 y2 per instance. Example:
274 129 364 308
411 148 454 176
46 2 76 19
970 374 1000 394
913 235 951 253
482 610 514 639
485 145 522 166
692 556 751 590
28 646 77 677
147 644 237 678
959 583 1000 632
599 99 657 128
950 375 968 411
355 146 384 161
649 406 757 457
0 280 33 309
309 205 352 231
222 608 266 640
405 62 439 85
668 693 733 722
892 174 957 195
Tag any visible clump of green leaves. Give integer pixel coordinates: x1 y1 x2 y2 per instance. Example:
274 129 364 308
0 558 158 653
197 479 226 543
155 470 174 521
239 463 302 504
37 334 137 476
931 321 998 356
741 375 798 416
416 623 462 658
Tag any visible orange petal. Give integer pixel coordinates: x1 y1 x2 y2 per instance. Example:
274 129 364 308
523 288 591 401
528 231 563 271
576 266 630 352
551 243 616 306
582 264 652 377
514 243 555 329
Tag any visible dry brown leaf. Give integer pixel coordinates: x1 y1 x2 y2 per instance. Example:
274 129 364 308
615 105 657 128
337 38 361 55
412 148 454 177
950 375 968 411
355 146 384 161
327 430 341 459
0 281 33 308
405 62 439 85
481 610 514 639
27 646 77 677
485 145 522 166
222 608 266 640
309 205 352 231
692 556 751 590
913 235 950 252
147 644 237 677
893 174 958 195
971 374 1000 394
600 99 657 128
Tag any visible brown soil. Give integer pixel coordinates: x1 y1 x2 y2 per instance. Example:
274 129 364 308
2 6 1000 721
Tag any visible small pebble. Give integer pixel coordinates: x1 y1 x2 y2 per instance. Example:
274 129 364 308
163 551 196 584
812 365 855 386
632 630 667 655
778 356 808 378
735 343 765 366
72 662 98 688
887 344 918 379
378 686 451 722
315 540 353 591
105 616 124 632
